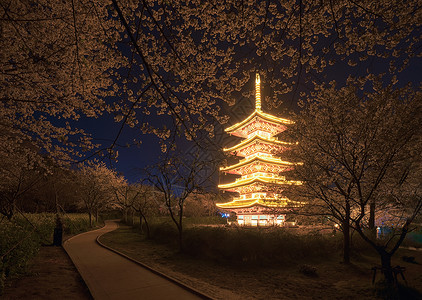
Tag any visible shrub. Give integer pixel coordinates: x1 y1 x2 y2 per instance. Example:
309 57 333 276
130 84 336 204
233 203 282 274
62 214 96 235
401 227 422 249
182 226 342 266
0 213 98 295
299 264 318 277
373 281 422 300
149 221 178 245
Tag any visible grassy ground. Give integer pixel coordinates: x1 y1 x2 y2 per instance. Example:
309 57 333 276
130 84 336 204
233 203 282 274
100 224 422 300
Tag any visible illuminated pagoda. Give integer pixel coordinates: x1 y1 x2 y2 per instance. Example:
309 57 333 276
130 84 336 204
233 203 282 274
217 74 302 226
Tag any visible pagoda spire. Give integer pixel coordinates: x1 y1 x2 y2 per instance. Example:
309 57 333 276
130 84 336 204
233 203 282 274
255 73 261 111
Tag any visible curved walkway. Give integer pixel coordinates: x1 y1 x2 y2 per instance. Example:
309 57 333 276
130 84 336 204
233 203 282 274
63 220 202 300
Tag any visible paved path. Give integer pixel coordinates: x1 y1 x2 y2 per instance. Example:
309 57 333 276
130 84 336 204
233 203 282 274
64 220 202 300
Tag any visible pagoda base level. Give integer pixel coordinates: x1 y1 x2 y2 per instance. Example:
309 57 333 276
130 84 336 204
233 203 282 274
220 206 297 227
237 213 287 227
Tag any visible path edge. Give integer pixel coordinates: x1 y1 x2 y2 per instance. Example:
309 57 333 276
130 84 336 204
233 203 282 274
62 223 109 300
96 223 214 300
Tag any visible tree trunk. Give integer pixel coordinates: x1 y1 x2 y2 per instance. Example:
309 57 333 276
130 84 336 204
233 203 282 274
343 220 350 264
380 251 394 285
139 214 143 233
343 200 351 264
369 200 376 239
178 205 184 252
88 211 92 227
95 209 99 222
144 217 150 239
131 210 134 226
178 225 183 252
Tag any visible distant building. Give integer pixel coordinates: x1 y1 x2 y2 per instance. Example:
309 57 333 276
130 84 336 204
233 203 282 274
217 74 302 226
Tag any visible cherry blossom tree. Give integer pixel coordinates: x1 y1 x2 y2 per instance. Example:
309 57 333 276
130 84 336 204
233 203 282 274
19 166 79 213
110 177 133 223
0 0 127 165
2 0 420 164
2 1 420 230
129 183 159 238
77 161 121 226
0 139 45 219
144 148 217 250
110 176 159 236
288 78 421 283
110 0 420 121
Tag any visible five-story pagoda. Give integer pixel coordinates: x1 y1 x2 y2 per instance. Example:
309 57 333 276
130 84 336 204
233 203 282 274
217 74 302 226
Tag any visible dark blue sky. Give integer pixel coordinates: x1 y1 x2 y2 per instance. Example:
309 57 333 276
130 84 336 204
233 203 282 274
82 55 421 183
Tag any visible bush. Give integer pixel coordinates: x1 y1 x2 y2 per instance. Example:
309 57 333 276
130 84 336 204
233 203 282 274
299 264 318 277
149 221 178 245
130 218 344 266
401 227 422 249
62 213 97 235
374 280 422 300
0 213 98 295
182 226 342 266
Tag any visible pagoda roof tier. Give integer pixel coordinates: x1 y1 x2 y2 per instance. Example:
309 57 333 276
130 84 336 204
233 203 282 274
223 182 267 194
216 197 304 209
218 175 302 191
225 109 293 138
222 163 293 176
220 155 295 173
224 135 294 157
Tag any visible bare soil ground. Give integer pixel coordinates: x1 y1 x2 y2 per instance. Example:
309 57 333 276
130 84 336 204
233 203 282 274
99 225 422 300
3 245 92 300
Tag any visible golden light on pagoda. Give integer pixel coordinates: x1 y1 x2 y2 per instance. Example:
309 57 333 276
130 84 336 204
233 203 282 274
217 73 302 226
255 73 261 111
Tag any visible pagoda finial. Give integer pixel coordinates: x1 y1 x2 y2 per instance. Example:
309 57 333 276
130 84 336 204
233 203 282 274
255 73 261 111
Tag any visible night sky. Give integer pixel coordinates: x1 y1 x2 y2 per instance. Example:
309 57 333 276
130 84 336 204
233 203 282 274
85 55 421 184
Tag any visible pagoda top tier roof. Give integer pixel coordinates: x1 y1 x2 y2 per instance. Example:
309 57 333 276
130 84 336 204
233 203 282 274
225 109 293 136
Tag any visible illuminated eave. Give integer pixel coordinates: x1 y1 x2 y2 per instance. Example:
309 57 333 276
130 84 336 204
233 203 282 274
218 175 302 190
223 135 294 153
216 197 304 209
225 109 293 134
220 156 296 172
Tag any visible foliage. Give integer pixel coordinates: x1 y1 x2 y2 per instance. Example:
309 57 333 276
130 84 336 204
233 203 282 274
109 0 420 148
144 148 218 250
2 0 419 167
0 142 47 219
126 215 227 231
374 281 422 300
76 161 122 225
147 224 343 265
0 0 125 165
112 181 161 238
287 79 421 281
298 264 318 277
401 227 422 249
0 213 97 295
184 193 219 217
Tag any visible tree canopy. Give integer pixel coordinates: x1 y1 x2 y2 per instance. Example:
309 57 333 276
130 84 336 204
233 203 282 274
2 0 420 164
